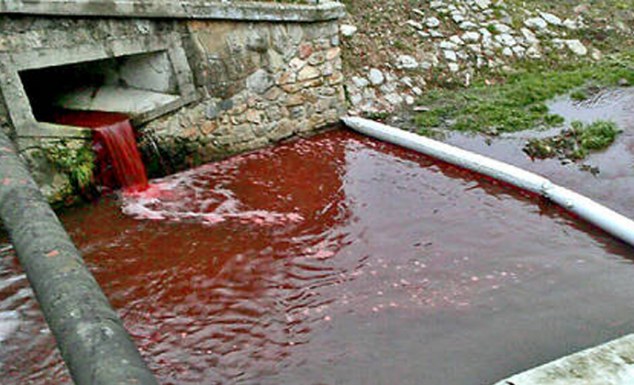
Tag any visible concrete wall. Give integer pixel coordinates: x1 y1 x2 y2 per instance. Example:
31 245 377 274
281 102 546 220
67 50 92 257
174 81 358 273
0 1 346 204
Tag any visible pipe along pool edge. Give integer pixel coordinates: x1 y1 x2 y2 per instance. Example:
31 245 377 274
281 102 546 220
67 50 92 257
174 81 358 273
342 116 634 248
0 130 158 385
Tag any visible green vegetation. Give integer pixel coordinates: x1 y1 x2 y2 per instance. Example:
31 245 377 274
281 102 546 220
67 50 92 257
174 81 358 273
523 120 621 161
570 89 590 102
251 0 310 3
415 54 634 135
42 141 95 191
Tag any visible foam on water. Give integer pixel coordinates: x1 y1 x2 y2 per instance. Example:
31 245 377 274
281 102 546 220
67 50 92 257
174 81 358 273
122 157 304 226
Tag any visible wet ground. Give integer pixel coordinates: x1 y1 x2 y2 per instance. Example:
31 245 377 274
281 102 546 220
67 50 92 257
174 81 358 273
1 89 634 385
436 86 634 217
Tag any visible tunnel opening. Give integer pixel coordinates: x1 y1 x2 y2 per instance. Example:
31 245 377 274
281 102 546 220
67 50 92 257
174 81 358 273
19 50 181 125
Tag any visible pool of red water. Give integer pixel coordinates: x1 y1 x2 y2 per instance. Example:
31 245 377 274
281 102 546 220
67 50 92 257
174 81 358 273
1 129 634 385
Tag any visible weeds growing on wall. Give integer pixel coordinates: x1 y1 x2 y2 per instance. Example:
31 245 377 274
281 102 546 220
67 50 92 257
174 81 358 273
42 141 95 191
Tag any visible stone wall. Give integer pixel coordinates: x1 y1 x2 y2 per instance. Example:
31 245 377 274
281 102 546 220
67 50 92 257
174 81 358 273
0 2 346 204
141 20 345 174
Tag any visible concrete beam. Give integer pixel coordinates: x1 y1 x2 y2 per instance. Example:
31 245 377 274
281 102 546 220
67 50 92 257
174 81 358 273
493 334 634 385
0 129 159 385
0 0 346 22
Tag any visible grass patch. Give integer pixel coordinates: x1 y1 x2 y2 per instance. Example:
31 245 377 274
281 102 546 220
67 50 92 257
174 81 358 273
523 120 621 160
570 90 589 101
414 53 634 134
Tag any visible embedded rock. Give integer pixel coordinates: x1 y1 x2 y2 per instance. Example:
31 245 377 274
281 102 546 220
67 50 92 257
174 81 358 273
426 17 441 28
340 24 358 37
565 39 588 56
539 12 562 26
368 68 385 85
396 55 420 70
524 17 548 31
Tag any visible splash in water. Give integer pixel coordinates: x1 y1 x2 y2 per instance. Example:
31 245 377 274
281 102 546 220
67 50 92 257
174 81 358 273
121 160 304 226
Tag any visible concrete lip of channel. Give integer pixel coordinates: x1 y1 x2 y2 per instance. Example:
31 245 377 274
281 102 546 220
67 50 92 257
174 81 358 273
493 334 634 385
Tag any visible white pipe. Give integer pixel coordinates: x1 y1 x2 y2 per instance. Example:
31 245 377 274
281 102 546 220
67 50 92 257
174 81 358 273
342 116 634 247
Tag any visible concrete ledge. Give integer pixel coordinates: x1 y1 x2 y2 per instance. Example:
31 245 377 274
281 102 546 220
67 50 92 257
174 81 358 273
493 334 634 385
0 0 346 21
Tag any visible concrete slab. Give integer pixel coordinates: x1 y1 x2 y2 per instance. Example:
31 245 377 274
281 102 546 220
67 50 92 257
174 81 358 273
0 0 346 22
493 334 634 385
0 33 196 142
57 86 180 116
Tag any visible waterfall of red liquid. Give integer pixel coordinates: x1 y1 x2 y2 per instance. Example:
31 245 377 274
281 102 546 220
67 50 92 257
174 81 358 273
42 110 149 193
92 120 149 192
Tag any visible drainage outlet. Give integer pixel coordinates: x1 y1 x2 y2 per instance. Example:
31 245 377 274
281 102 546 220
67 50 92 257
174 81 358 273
0 34 197 146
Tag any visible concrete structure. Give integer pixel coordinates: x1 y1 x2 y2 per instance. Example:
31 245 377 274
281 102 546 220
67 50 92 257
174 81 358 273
0 0 346 204
493 334 634 385
0 128 158 385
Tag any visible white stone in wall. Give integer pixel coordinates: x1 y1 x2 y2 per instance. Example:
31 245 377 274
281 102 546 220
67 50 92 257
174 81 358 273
385 93 404 105
425 17 441 28
439 40 458 50
406 20 424 30
565 39 588 56
526 45 543 59
539 12 562 26
474 0 491 9
450 35 465 46
462 31 481 43
563 18 580 30
444 50 458 62
459 21 479 31
524 17 548 31
368 68 385 86
495 33 517 47
246 69 275 94
521 28 540 45
396 55 419 70
351 76 370 88
340 24 358 37
493 23 512 34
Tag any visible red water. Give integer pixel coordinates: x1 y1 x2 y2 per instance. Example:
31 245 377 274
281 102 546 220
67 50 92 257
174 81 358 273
1 130 634 385
45 110 149 192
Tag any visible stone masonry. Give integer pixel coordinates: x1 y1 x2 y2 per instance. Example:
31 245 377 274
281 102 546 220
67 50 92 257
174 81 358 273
0 1 346 204
141 20 346 173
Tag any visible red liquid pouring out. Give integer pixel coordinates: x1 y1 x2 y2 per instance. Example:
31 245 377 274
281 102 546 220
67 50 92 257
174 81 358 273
45 110 149 193
93 121 149 193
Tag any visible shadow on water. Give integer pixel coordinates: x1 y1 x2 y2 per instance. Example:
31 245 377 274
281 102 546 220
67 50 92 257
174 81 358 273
1 128 634 385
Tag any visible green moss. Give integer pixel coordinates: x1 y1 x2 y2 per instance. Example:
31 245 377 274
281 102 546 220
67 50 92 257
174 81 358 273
524 120 621 161
578 120 620 150
42 141 95 192
365 111 390 121
570 90 589 101
415 52 634 134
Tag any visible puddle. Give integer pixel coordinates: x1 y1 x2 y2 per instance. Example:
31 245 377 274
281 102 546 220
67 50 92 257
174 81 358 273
433 87 634 217
1 130 634 385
